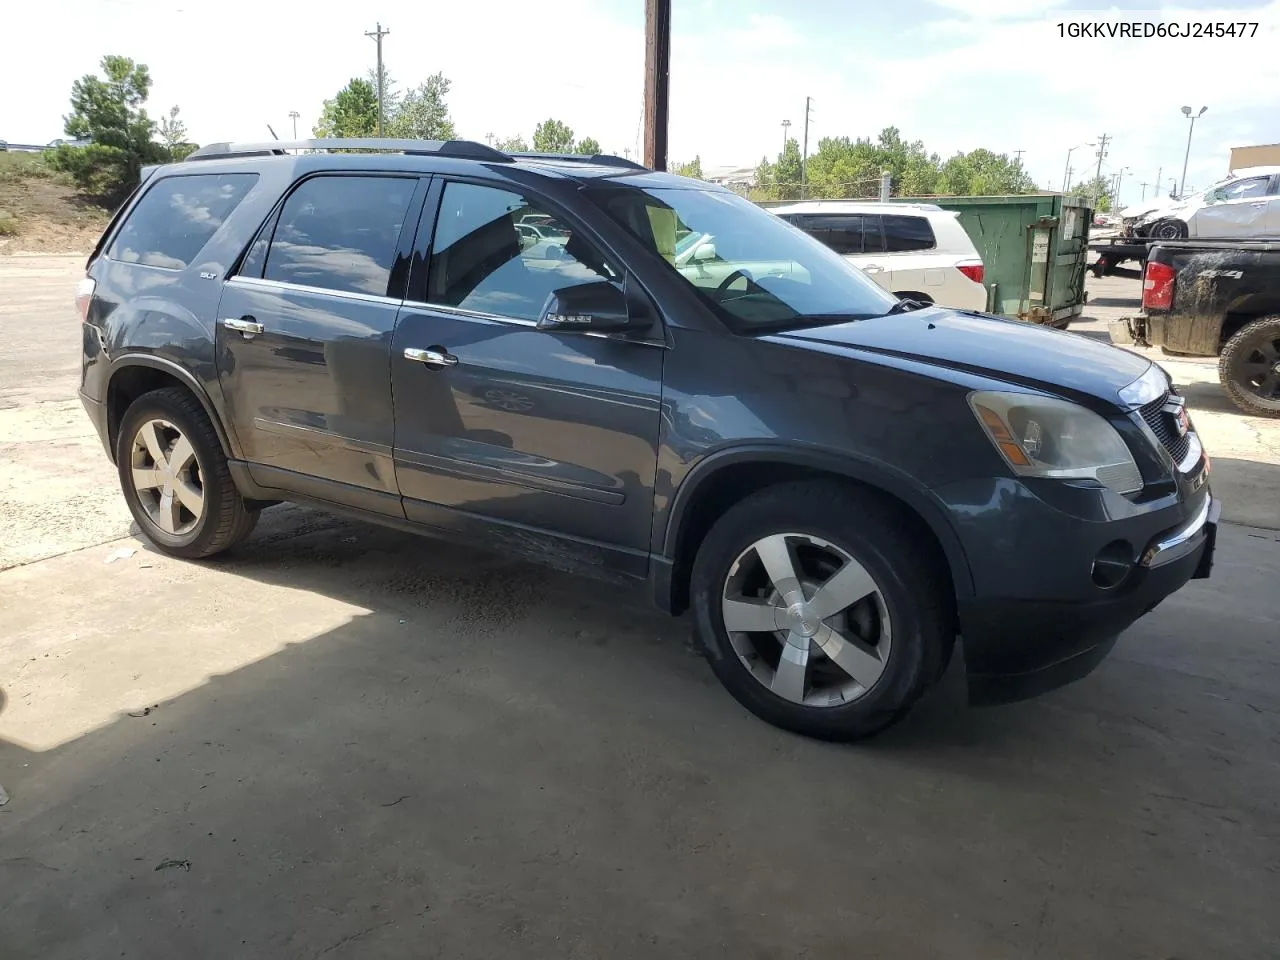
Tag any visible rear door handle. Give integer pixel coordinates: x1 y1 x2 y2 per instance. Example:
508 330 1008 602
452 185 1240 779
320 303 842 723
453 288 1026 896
404 347 458 368
222 316 264 336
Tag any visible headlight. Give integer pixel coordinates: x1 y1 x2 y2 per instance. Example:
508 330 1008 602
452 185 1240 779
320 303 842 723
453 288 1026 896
968 391 1142 495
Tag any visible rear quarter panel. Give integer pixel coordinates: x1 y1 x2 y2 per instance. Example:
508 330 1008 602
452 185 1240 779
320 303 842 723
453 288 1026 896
1150 244 1280 354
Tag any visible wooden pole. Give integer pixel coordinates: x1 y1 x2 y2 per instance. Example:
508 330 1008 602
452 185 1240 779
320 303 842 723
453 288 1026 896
643 0 670 170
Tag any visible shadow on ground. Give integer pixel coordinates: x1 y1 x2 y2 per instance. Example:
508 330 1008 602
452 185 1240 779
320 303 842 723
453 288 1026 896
2 506 1278 958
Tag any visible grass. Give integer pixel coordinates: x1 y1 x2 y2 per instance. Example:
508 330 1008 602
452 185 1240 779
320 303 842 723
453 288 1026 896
0 217 20 236
0 150 66 184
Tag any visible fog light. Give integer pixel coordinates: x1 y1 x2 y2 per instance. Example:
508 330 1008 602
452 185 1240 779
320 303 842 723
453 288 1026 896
1091 540 1135 589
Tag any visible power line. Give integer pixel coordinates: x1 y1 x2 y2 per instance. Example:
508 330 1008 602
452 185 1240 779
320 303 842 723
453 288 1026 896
365 22 390 137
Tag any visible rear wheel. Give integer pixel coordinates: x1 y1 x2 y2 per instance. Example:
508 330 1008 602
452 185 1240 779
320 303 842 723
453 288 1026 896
690 481 953 741
116 387 258 557
1219 316 1280 418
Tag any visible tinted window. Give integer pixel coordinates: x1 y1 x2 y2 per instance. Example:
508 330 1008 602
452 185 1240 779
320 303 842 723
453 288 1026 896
792 214 870 255
428 182 619 321
109 173 258 269
264 176 416 296
882 214 935 252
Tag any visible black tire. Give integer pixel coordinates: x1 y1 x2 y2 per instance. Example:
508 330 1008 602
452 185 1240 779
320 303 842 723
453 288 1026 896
1219 315 1280 418
1148 218 1188 240
116 387 259 558
690 480 954 741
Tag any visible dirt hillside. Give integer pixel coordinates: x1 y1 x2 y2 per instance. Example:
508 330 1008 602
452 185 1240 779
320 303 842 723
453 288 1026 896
0 153 109 255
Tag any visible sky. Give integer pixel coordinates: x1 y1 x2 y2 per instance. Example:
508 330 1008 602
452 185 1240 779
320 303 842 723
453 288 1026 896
3 0 1278 209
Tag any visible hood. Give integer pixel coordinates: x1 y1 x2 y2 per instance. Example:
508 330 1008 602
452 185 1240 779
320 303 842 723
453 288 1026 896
1121 198 1189 221
772 308 1153 405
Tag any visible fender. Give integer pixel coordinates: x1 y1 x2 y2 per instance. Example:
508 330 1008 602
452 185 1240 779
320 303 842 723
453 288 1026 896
660 442 975 600
106 353 239 461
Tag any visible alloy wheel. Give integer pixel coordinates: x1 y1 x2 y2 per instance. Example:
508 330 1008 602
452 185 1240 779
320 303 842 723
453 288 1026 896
129 418 204 536
1232 335 1280 401
721 532 892 707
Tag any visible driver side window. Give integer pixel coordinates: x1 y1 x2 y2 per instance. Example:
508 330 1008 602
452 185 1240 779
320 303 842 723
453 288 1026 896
426 182 619 322
1218 177 1271 202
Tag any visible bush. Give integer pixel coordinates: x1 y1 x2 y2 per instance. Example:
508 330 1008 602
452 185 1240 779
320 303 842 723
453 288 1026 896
0 217 21 236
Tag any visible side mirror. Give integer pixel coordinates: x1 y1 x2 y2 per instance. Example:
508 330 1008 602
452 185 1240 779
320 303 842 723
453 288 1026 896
692 241 717 263
537 279 642 333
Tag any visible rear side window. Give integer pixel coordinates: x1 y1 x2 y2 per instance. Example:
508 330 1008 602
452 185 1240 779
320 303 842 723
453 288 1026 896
882 214 935 252
791 214 870 255
108 173 258 269
264 176 416 297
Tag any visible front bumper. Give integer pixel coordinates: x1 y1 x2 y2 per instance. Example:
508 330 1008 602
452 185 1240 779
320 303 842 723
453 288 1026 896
959 495 1218 706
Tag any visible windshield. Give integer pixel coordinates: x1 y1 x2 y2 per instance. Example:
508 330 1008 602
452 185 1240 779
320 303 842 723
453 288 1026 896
586 186 898 332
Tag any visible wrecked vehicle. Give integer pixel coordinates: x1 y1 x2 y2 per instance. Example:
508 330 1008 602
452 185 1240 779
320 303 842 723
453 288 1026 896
1109 238 1280 417
1119 166 1280 240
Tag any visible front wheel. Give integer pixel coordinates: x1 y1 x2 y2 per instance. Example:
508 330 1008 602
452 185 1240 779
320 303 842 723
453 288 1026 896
690 481 954 741
1219 316 1280 417
116 387 259 558
1148 218 1188 240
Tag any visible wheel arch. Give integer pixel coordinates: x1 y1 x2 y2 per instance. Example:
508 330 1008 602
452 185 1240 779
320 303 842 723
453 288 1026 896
106 354 235 464
655 445 975 614
1221 302 1280 347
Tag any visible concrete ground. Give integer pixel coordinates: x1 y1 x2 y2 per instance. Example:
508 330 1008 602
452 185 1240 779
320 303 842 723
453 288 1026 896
1 256 1278 959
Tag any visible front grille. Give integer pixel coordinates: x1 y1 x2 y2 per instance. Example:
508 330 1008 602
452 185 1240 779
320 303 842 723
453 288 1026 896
1138 391 1192 465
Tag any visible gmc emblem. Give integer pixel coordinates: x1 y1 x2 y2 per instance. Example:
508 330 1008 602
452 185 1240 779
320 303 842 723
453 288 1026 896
1175 405 1190 438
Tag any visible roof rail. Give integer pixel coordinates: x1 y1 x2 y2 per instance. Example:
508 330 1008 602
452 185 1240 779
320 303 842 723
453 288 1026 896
185 138 511 163
507 152 648 172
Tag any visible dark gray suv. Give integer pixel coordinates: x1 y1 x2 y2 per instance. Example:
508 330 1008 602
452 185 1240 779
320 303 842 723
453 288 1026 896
77 138 1218 739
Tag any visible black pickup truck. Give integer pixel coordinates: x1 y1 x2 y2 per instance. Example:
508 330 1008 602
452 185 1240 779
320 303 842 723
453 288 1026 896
1109 239 1280 417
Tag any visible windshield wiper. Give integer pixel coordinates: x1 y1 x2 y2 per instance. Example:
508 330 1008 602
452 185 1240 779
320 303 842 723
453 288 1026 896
883 298 928 315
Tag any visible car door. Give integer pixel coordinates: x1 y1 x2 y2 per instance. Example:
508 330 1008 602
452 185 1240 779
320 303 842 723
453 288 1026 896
879 213 945 299
389 178 664 573
788 214 894 292
215 173 424 516
1189 175 1273 238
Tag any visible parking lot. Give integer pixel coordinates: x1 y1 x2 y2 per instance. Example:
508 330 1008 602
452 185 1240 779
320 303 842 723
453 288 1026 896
2 256 1278 958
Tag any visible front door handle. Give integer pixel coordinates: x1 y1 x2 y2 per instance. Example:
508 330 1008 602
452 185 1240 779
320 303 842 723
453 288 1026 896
223 316 264 336
404 347 459 368
862 264 884 273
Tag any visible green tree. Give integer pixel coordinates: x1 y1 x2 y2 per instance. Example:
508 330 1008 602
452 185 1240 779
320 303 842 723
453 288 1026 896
388 73 456 140
1069 175 1114 212
936 148 1035 196
753 138 803 200
673 156 703 179
367 65 401 130
495 134 529 153
47 55 168 203
314 78 379 138
533 118 575 153
575 136 602 156
158 105 195 161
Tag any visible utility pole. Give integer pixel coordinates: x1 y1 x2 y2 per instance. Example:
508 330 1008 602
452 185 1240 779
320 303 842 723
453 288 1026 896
1014 149 1025 164
365 22 390 136
781 119 791 158
288 110 299 140
642 0 671 170
1092 133 1110 210
800 96 813 199
1139 180 1149 202
1065 165 1074 192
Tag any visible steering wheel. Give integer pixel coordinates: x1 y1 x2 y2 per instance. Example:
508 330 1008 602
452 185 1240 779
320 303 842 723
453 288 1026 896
716 269 763 296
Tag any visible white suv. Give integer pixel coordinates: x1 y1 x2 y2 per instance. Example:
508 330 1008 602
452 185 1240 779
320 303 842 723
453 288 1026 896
770 201 987 311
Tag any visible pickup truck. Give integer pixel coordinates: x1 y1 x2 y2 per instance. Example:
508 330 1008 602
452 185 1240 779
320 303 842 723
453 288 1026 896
1109 239 1280 417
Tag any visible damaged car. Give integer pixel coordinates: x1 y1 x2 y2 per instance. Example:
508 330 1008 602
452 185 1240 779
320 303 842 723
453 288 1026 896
1120 166 1280 240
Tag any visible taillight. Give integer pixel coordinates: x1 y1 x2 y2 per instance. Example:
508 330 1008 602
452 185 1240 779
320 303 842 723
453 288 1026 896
76 277 96 323
957 263 984 284
1142 261 1175 310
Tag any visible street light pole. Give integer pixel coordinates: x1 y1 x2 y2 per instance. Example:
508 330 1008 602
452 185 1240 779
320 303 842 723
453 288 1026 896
288 111 299 140
1114 166 1130 209
1179 105 1207 198
1063 142 1094 192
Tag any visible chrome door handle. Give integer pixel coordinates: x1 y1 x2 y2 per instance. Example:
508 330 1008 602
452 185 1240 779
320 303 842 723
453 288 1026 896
862 264 884 273
404 347 458 367
223 317 264 336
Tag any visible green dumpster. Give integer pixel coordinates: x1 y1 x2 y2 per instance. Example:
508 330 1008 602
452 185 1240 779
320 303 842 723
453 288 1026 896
894 194 1092 327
